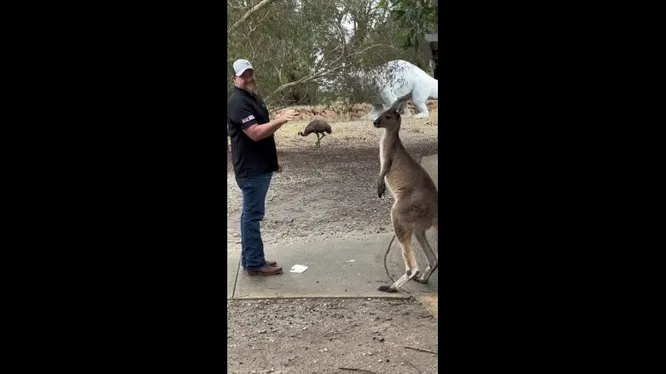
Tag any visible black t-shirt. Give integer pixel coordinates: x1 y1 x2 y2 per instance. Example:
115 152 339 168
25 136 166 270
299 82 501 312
227 87 279 178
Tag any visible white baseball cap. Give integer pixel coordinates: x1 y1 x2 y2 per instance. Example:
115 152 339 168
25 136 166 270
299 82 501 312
233 59 254 76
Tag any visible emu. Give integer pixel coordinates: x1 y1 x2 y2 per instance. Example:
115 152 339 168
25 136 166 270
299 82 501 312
298 120 332 147
374 93 438 292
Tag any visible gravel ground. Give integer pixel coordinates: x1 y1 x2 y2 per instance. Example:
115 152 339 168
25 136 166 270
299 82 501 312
226 117 439 247
227 298 439 374
226 113 440 373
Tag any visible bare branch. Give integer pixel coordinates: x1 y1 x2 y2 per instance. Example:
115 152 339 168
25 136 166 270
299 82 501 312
246 8 272 36
406 360 421 373
228 0 278 34
339 368 378 374
263 43 385 103
275 65 282 84
404 346 438 354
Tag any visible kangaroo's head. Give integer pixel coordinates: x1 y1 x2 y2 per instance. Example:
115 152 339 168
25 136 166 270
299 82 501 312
373 93 411 131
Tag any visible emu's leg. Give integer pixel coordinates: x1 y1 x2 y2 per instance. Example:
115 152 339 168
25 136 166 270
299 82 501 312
379 210 419 293
315 133 321 147
319 133 326 145
413 229 438 284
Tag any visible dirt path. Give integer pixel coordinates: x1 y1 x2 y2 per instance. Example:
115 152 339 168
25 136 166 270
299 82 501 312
226 113 441 373
227 298 439 374
226 117 439 247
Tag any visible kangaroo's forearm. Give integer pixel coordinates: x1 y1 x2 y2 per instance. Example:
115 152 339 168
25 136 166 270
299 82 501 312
379 138 395 178
379 155 393 178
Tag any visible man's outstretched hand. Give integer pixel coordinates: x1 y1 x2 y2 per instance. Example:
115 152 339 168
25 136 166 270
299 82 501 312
278 109 298 123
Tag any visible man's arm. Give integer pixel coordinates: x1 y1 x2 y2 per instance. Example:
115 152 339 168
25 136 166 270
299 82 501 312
230 101 296 142
242 118 288 142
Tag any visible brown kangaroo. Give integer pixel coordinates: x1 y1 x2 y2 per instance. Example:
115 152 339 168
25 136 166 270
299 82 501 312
374 93 438 292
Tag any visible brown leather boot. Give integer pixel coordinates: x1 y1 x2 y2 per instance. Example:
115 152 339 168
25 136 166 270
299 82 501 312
265 260 278 267
245 265 283 276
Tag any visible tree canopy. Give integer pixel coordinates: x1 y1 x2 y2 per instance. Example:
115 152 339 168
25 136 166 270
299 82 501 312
227 0 438 108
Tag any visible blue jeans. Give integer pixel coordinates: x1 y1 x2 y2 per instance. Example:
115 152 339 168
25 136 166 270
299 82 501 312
235 172 273 270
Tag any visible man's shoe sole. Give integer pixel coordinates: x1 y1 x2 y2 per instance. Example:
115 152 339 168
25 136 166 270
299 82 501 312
245 268 283 276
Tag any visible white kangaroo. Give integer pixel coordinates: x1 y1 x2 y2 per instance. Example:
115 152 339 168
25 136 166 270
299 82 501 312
364 60 438 121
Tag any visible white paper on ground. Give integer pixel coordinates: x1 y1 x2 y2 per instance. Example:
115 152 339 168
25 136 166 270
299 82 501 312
289 264 309 273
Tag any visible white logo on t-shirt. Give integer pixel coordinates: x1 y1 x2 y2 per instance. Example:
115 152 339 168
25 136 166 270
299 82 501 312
241 115 255 124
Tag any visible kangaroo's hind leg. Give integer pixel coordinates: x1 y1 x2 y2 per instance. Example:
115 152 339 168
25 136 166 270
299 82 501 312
413 227 438 284
379 207 420 293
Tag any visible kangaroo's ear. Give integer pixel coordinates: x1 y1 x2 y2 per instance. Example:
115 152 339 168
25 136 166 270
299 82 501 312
389 93 411 113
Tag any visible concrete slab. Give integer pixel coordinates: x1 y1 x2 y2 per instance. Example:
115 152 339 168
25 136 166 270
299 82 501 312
227 249 241 299
228 154 439 303
233 233 410 299
421 154 438 189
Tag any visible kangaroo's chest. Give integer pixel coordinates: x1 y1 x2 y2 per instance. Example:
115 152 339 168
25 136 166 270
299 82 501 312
379 134 397 197
379 133 389 171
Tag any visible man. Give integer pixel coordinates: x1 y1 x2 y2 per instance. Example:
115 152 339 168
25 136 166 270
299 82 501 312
227 59 297 276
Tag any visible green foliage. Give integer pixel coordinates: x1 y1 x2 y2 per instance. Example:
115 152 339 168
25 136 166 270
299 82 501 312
227 0 437 108
379 0 437 59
